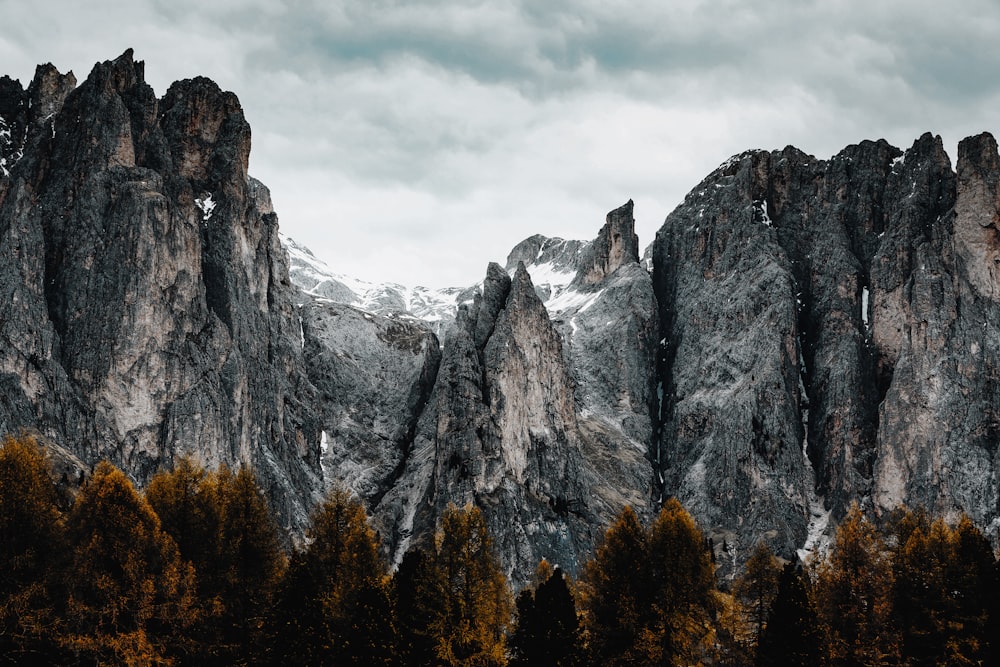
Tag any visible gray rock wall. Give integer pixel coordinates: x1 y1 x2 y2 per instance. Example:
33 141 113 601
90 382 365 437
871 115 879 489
0 51 322 530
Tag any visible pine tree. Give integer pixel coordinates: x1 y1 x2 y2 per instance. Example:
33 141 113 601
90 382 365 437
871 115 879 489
509 566 580 667
392 546 447 666
211 466 286 666
646 497 719 665
146 456 219 575
61 461 198 665
814 503 899 665
732 541 781 660
268 488 394 666
579 505 651 666
756 559 823 667
433 504 513 666
0 435 67 664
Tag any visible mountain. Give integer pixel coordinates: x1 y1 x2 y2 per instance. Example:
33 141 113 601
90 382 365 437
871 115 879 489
0 51 322 531
5 52 1000 584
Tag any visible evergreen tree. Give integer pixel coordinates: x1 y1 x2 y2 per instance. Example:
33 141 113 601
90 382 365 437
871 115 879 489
732 541 781 661
211 466 285 666
756 559 823 667
146 456 219 576
433 504 513 666
0 435 66 665
392 546 446 666
646 497 719 665
579 505 650 666
509 566 580 667
949 516 999 664
891 509 999 666
814 503 899 665
268 488 394 666
61 461 198 665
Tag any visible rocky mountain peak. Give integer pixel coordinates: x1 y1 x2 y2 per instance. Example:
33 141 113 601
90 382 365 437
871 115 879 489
574 199 640 287
161 76 250 188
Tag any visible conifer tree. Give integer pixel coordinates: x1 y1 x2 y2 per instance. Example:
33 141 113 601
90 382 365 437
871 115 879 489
392 546 447 666
268 488 394 666
146 456 219 575
814 503 899 665
646 497 719 664
756 559 822 667
61 461 198 665
433 504 513 666
211 466 285 666
732 541 781 660
509 566 580 667
0 435 66 664
579 505 651 666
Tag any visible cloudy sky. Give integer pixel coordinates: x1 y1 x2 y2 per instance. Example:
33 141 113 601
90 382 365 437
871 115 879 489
4 1 1000 287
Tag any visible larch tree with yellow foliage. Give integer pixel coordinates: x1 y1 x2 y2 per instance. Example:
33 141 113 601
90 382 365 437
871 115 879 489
433 504 514 667
61 461 198 666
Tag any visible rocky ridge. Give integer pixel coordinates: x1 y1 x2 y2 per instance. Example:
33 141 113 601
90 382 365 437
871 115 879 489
5 52 1000 584
651 132 1000 565
0 51 322 531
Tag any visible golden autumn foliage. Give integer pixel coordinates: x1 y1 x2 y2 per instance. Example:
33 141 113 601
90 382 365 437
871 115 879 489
433 504 514 667
4 433 1000 667
62 461 198 666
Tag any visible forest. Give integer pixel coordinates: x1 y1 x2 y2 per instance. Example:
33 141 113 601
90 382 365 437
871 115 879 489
2 434 998 666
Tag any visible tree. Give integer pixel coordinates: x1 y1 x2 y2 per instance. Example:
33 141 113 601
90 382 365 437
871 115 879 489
61 461 198 665
756 559 823 667
433 504 513 666
148 460 285 664
890 508 999 666
814 503 899 665
509 566 580 667
146 456 219 576
0 435 66 664
731 541 781 661
268 488 394 666
646 497 720 665
579 505 651 666
392 546 447 666
210 466 286 665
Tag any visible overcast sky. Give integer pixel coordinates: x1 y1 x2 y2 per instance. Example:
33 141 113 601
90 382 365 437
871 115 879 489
4 1 1000 287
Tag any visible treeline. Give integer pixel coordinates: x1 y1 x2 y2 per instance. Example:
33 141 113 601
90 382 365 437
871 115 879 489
2 434 999 666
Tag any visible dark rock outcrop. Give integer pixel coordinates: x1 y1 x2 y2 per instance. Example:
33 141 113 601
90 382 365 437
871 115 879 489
0 51 322 529
651 131 1000 566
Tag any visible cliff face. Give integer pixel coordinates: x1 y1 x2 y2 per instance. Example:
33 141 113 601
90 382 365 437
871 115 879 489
652 132 1000 561
0 51 322 529
7 52 1000 585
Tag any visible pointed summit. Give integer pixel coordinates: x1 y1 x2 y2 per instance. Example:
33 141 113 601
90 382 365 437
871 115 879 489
574 199 640 287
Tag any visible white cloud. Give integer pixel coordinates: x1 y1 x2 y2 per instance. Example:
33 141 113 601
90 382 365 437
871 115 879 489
6 0 1000 287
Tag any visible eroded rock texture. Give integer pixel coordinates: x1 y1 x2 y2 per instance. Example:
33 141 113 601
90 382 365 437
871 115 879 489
0 51 322 529
652 132 1000 563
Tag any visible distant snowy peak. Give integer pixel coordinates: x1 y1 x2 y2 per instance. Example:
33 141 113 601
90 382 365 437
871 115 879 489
281 234 471 326
505 234 590 305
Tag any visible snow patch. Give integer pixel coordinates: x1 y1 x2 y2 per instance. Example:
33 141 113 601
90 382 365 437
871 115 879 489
754 199 772 227
195 193 216 221
861 286 870 327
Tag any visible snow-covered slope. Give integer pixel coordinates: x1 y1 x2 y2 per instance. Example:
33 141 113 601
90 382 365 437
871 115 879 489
282 234 473 331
